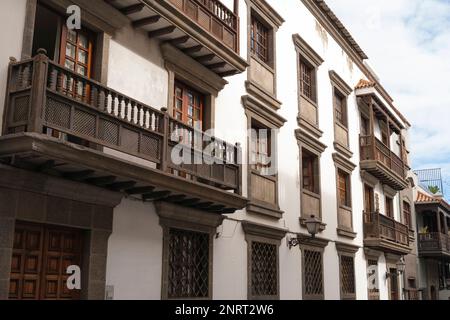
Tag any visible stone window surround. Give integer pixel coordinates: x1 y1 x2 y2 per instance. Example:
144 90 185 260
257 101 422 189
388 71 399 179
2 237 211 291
295 129 327 231
245 0 284 110
329 71 353 159
335 242 359 300
0 165 122 300
298 235 329 300
293 34 324 139
243 95 286 219
242 220 287 300
20 0 126 85
155 201 224 300
332 153 357 238
161 43 228 131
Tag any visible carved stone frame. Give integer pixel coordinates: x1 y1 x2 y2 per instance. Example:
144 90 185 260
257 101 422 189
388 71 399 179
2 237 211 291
155 201 224 300
329 71 353 159
243 95 286 219
245 0 284 110
295 129 327 231
298 235 329 300
335 242 359 300
293 34 324 139
242 220 287 300
161 43 228 131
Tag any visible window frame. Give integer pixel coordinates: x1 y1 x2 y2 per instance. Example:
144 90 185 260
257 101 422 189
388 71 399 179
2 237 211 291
173 80 205 130
301 245 324 300
337 169 351 208
385 196 394 218
333 88 348 128
250 120 272 174
338 254 356 300
299 58 317 103
403 201 412 229
250 15 270 64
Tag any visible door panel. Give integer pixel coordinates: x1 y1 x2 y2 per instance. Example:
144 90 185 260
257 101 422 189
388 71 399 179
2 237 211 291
9 222 83 300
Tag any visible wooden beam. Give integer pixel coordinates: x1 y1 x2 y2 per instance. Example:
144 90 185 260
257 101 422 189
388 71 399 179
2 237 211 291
126 186 155 195
64 170 95 180
142 191 171 201
221 208 237 214
218 70 237 77
35 160 56 172
207 62 227 70
183 45 202 54
195 54 215 63
132 16 161 28
193 202 213 209
179 198 201 206
148 26 176 38
165 195 186 203
169 36 190 45
120 3 145 15
85 176 117 186
107 181 136 191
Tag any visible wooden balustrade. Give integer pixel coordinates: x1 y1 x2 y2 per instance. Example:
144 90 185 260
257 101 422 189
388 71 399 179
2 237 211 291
418 232 450 254
3 52 241 194
364 211 409 247
168 0 239 52
360 134 406 179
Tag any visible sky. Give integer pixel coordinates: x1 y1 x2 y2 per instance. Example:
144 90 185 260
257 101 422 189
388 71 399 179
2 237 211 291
327 0 450 199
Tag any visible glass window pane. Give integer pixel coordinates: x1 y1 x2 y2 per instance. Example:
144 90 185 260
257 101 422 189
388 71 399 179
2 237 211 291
65 43 76 59
67 30 77 43
79 34 89 49
175 87 182 98
78 50 88 64
176 99 182 110
76 65 87 76
188 105 193 116
65 59 75 70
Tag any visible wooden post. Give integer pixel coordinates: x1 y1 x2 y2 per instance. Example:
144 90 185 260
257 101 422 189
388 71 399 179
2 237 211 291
235 142 242 195
160 107 170 172
2 57 17 135
369 98 376 160
233 0 240 54
386 119 392 169
28 48 49 133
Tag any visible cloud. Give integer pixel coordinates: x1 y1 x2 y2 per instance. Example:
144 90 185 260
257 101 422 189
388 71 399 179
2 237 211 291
326 0 450 198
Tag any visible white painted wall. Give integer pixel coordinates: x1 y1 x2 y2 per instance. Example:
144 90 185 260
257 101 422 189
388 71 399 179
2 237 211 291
106 198 163 300
0 0 27 133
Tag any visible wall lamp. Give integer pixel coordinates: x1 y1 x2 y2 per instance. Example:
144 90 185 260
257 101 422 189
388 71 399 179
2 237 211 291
288 215 322 249
386 258 406 279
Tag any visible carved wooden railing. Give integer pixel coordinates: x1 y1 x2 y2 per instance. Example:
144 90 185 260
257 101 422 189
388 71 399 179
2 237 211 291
360 134 407 179
2 51 241 194
168 0 239 52
364 211 409 247
418 232 450 254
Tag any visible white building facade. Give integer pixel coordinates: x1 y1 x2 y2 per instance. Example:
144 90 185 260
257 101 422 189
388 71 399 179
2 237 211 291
0 0 417 300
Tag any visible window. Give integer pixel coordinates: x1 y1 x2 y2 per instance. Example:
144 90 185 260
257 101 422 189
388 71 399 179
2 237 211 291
364 185 374 214
334 90 347 127
361 116 370 136
173 81 204 130
250 241 278 299
60 26 94 78
300 59 316 102
250 15 270 63
340 255 356 300
385 197 394 218
167 228 210 299
337 170 351 207
302 149 319 194
403 201 412 228
303 248 324 300
250 122 271 173
380 120 390 146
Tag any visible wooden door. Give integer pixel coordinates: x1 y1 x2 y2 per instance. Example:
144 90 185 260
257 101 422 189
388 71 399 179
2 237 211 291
173 81 204 130
389 268 399 300
9 222 83 300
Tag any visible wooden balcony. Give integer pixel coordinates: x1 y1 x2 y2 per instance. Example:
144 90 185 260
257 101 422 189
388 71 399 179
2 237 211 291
360 135 408 191
418 232 450 259
0 52 247 213
107 0 247 77
363 211 411 255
